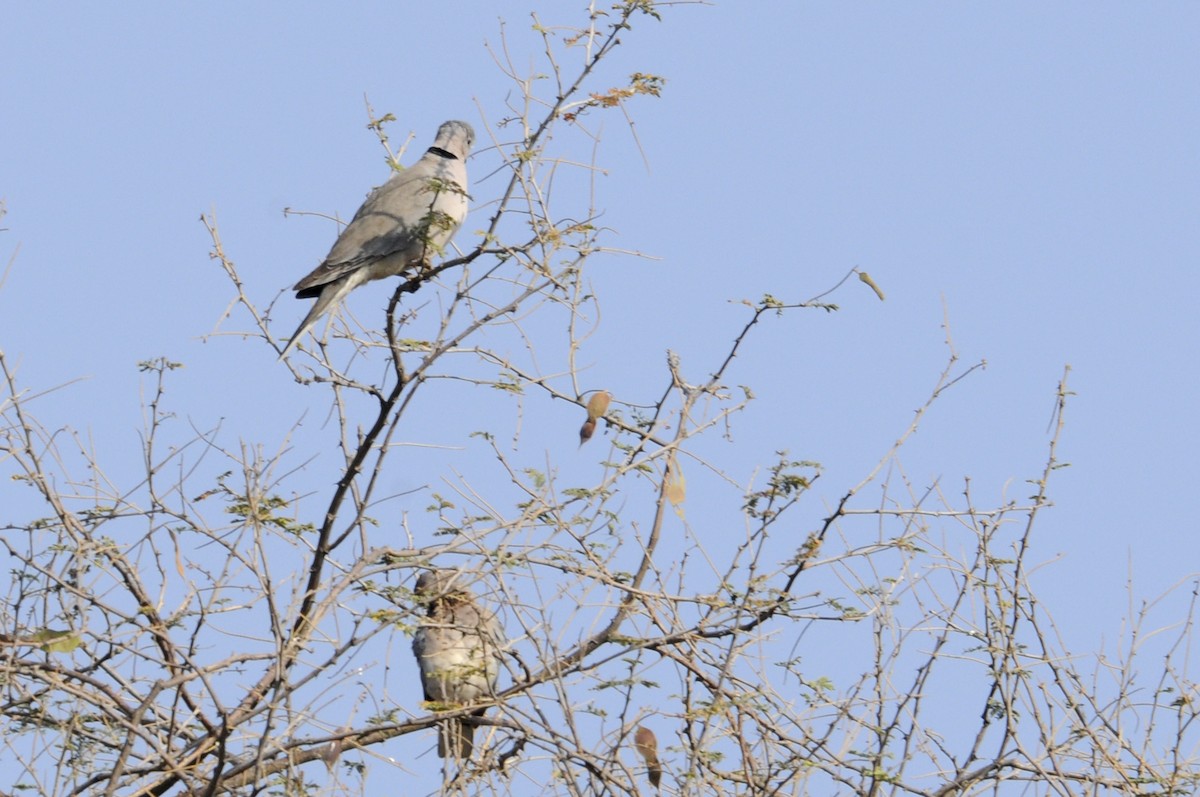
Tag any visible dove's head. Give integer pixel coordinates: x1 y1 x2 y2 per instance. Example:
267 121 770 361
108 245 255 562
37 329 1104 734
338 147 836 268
433 120 475 161
414 568 471 603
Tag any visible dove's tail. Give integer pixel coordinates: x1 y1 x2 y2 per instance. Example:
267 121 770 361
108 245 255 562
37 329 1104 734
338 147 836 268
437 714 481 759
278 276 353 359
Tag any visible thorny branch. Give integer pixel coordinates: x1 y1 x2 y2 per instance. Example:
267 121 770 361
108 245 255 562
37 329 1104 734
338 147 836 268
2 4 1197 797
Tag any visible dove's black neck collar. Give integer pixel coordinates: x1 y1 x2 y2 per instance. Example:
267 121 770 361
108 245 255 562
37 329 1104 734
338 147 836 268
426 146 458 160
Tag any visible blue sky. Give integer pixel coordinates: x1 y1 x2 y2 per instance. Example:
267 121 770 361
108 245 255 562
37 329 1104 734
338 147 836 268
2 1 1199 792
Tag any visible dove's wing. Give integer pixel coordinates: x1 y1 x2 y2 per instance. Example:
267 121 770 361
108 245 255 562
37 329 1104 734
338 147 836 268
294 156 467 293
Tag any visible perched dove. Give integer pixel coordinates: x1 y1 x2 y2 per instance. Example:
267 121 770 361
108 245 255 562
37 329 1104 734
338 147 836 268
280 120 474 357
412 569 504 759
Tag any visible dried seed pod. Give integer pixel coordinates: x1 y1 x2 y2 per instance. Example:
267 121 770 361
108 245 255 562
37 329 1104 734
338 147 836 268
586 390 612 421
634 725 662 787
579 418 597 446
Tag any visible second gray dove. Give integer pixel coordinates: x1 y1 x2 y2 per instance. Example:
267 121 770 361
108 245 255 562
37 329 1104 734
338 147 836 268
280 120 474 357
412 569 504 759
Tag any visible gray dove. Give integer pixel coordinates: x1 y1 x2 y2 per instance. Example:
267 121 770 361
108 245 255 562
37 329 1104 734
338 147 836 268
412 569 504 759
280 120 474 357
